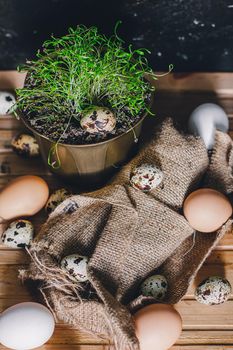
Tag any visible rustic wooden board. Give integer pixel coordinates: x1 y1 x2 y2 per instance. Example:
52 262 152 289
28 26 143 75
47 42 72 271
156 73 233 94
1 250 233 299
1 295 233 330
1 72 233 349
0 346 228 350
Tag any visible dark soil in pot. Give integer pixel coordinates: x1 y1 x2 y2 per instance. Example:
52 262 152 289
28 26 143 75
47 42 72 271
22 90 152 145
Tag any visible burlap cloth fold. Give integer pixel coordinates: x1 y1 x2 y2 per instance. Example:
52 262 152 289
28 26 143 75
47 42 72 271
20 118 233 350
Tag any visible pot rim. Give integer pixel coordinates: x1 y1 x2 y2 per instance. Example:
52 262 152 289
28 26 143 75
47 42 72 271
20 110 149 148
20 71 154 148
19 92 154 148
21 106 153 148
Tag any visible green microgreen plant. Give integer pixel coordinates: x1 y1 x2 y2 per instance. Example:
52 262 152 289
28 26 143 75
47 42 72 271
16 24 159 127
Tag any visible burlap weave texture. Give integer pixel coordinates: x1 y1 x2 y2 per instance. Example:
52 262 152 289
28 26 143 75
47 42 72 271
21 118 233 350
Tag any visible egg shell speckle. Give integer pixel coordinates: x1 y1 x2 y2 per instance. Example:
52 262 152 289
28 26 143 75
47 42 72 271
46 188 72 214
11 133 40 158
81 107 116 133
0 91 16 115
140 275 168 301
130 164 163 192
2 220 34 248
195 276 232 305
61 254 89 282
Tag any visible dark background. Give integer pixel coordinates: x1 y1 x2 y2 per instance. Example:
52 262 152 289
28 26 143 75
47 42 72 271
0 0 232 71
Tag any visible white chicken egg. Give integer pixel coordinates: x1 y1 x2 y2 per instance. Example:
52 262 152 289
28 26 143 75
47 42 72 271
1 220 34 248
0 91 16 115
61 254 89 282
0 302 55 350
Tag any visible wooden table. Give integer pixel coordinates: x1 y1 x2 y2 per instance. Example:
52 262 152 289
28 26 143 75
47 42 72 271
0 71 233 350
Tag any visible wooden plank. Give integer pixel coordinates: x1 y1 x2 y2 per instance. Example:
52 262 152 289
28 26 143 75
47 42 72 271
186 250 233 297
0 213 46 239
0 266 31 298
0 344 229 350
0 174 65 188
1 249 233 292
1 72 233 349
1 217 48 239
0 249 29 264
0 217 232 250
178 330 233 345
51 325 108 345
38 347 106 350
0 129 28 149
0 70 26 89
0 177 232 250
2 71 233 95
153 72 233 95
175 300 233 330
0 130 15 150
153 91 233 121
0 115 23 129
172 347 225 350
0 298 107 345
1 297 233 344
216 233 233 250
0 111 233 149
0 152 49 175
1 95 233 133
36 346 233 350
0 346 226 350
0 347 106 350
0 174 74 240
0 203 48 237
49 325 108 345
0 73 233 136
1 261 233 327
45 346 233 350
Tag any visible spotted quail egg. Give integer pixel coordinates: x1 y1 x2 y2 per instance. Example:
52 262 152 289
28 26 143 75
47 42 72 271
0 91 16 115
11 133 40 157
130 164 163 192
45 188 72 214
140 274 168 301
80 107 116 133
1 220 34 248
61 254 89 282
195 276 232 305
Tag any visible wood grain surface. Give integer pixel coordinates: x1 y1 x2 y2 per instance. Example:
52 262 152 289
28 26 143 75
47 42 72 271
0 71 233 349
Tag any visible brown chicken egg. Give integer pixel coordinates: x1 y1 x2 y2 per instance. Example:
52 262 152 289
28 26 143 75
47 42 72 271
183 188 232 233
134 304 182 350
0 175 49 221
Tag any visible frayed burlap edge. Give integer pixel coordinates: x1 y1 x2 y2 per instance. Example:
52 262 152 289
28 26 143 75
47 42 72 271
20 242 139 350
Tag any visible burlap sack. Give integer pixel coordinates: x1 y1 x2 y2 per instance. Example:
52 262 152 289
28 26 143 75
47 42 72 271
20 118 233 350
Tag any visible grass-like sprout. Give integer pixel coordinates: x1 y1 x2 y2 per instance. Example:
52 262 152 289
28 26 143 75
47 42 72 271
16 24 159 143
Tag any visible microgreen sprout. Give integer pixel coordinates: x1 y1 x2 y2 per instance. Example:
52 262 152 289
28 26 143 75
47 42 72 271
16 24 156 127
